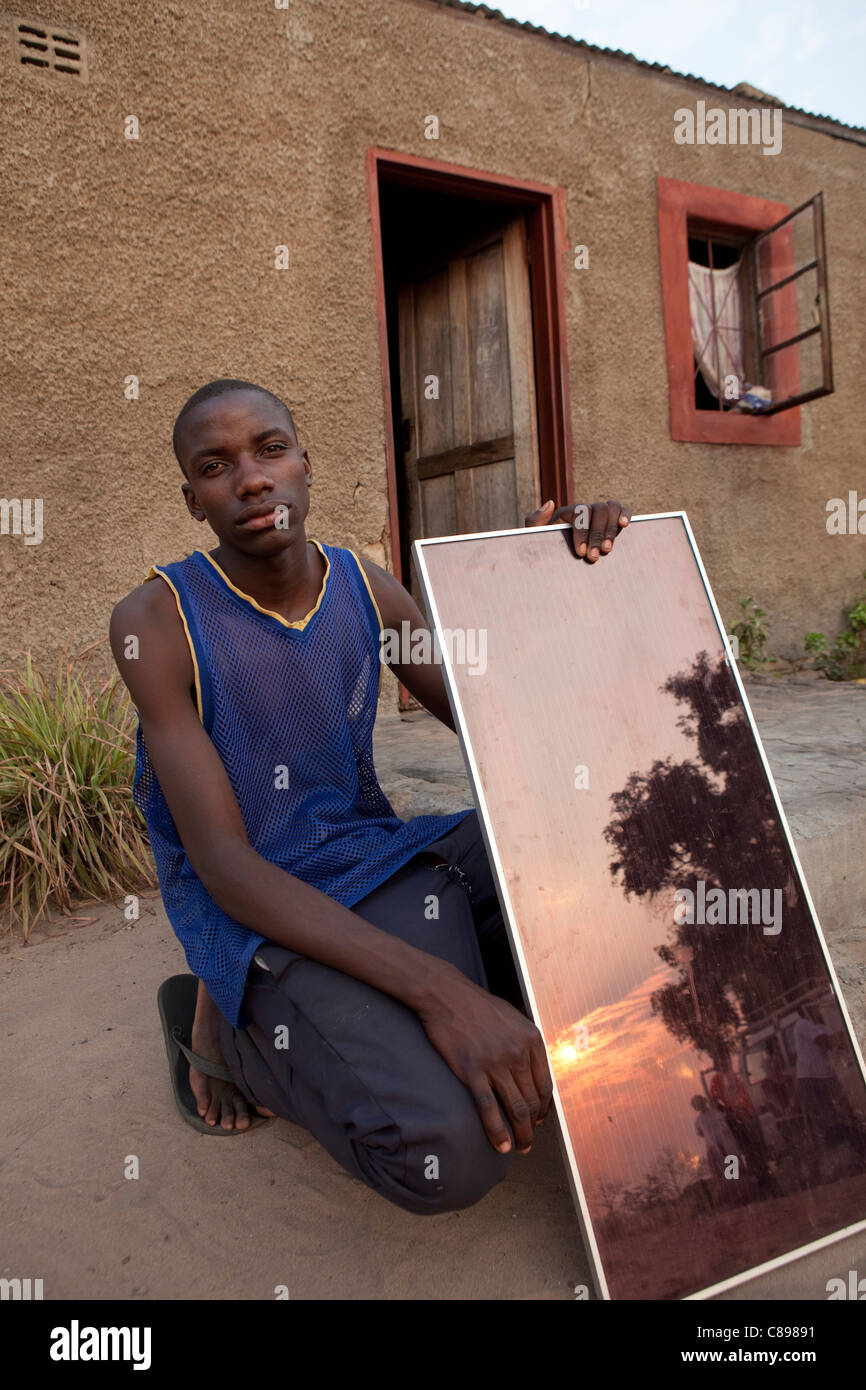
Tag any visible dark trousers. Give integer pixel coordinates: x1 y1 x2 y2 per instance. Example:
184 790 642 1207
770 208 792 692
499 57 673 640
219 810 525 1215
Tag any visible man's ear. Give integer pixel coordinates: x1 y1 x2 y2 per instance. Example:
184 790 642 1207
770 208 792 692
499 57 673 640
181 481 206 522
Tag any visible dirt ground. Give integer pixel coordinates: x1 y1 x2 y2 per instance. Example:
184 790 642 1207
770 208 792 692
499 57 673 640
3 888 866 1302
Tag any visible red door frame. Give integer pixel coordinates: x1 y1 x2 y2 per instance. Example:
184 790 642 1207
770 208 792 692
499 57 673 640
365 147 574 599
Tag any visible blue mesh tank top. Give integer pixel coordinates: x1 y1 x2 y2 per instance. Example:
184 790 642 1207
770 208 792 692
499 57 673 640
132 539 473 1026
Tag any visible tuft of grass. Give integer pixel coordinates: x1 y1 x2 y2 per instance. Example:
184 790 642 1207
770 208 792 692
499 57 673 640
0 640 155 939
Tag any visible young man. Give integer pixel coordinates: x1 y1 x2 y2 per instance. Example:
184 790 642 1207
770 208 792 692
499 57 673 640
110 378 630 1215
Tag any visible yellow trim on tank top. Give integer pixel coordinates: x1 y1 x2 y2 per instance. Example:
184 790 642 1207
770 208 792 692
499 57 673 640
143 565 205 724
346 548 386 698
193 539 331 631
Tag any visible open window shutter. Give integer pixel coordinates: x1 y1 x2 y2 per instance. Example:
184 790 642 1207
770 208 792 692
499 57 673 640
745 192 833 416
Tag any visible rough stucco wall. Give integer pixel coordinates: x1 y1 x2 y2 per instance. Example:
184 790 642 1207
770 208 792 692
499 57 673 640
1 0 864 704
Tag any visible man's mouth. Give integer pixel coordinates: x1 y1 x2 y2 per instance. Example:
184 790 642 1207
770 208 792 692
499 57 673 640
236 503 287 530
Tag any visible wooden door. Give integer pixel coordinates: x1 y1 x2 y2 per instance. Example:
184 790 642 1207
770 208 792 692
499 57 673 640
397 214 540 608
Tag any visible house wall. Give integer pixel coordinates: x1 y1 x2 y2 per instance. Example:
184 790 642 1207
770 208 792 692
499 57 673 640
1 0 864 697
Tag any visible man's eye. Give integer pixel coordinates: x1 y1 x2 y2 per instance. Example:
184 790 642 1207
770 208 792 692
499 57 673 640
264 442 285 453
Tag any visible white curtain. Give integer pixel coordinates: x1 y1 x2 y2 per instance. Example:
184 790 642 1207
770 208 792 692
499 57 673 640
688 261 745 399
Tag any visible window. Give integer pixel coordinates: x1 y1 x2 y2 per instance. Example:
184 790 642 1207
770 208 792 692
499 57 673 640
687 226 756 412
658 179 833 445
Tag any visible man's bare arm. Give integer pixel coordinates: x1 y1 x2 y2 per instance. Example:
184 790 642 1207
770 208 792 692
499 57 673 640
356 555 456 732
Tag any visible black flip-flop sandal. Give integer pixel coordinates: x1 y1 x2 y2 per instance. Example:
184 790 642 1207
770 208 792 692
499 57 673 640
157 974 272 1136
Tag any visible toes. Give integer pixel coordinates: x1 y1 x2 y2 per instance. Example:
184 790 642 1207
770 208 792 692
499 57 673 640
233 1093 252 1130
219 1096 237 1131
190 1070 259 1132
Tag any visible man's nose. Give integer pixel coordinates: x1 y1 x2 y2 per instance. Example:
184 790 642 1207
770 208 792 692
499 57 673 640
234 453 273 493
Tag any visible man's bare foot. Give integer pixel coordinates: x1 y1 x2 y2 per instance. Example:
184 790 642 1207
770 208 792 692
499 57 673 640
189 1010 276 1131
188 1063 276 1130
187 978 277 1130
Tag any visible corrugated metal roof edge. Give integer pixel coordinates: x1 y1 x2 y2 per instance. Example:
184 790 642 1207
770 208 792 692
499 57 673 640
427 0 866 143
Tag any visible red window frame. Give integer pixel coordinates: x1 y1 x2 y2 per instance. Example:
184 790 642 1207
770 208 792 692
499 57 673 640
658 177 800 445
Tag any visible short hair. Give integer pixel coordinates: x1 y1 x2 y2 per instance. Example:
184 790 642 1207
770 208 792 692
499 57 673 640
172 378 297 473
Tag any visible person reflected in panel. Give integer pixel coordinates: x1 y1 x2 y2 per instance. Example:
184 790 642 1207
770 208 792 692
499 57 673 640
794 1001 866 1187
761 1036 793 1119
691 1094 740 1208
710 1057 778 1197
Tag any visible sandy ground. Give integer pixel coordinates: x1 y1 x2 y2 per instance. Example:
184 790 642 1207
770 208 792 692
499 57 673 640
3 691 866 1301
3 897 585 1302
2 890 865 1302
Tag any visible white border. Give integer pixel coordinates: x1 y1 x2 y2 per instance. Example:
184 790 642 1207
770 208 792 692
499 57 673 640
413 512 866 1302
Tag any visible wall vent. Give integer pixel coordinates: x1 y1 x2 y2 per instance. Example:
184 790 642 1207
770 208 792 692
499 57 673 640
12 16 88 81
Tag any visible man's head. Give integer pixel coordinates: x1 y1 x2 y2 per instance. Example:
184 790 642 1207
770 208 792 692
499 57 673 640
173 379 298 472
691 1094 707 1112
173 380 311 552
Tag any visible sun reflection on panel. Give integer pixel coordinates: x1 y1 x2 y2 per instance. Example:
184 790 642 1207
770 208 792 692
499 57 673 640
548 1020 597 1076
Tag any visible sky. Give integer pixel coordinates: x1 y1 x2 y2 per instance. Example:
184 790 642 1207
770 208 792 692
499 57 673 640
492 0 866 130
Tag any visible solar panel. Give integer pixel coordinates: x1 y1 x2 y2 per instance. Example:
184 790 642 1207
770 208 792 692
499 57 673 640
413 513 866 1300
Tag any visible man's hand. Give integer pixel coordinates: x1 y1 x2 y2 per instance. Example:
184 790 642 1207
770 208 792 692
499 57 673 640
524 498 631 562
417 970 553 1155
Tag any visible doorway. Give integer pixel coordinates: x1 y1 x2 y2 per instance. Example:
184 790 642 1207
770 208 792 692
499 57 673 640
368 151 574 707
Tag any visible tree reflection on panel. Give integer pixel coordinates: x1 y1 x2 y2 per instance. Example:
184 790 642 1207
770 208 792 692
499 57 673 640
595 650 866 1295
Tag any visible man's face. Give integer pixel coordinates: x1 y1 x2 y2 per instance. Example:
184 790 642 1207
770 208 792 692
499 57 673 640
178 390 311 553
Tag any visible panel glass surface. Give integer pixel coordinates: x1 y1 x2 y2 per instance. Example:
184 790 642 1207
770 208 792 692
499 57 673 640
415 516 866 1300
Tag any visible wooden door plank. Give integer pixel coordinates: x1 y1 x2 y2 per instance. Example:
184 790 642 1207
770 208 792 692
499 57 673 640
503 218 541 520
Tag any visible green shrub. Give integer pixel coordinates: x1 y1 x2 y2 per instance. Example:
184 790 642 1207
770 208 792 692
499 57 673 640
805 575 866 681
0 641 155 939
